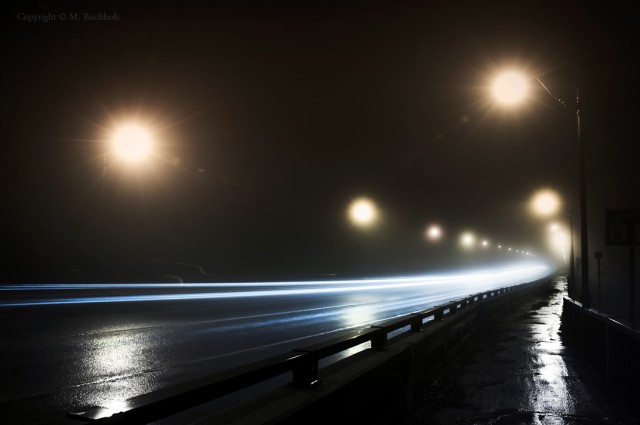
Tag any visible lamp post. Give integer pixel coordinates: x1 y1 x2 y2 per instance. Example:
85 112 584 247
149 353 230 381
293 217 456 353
575 90 591 308
539 83 590 308
491 71 591 308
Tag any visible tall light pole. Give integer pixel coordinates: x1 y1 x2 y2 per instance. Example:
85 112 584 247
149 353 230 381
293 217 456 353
575 90 591 307
491 70 591 308
538 81 590 308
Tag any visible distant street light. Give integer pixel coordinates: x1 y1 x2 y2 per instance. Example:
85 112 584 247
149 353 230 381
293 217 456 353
548 222 571 264
530 188 562 218
490 69 591 307
460 232 475 248
348 197 378 228
426 224 443 241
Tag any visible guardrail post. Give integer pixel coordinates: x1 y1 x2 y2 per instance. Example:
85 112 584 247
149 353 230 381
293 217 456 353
290 352 319 389
434 307 444 321
370 326 388 351
410 314 423 332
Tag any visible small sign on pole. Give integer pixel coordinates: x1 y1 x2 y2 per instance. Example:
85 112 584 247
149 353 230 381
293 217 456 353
606 209 638 329
606 209 640 246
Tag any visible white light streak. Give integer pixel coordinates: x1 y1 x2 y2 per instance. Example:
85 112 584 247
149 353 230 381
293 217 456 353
0 262 551 307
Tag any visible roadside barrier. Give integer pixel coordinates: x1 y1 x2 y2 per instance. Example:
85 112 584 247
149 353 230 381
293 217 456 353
562 297 640 422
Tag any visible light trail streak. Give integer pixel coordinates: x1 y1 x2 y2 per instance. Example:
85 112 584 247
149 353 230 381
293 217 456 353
0 262 551 307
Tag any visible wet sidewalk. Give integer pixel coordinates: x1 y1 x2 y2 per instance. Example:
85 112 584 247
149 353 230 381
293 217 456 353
406 278 636 425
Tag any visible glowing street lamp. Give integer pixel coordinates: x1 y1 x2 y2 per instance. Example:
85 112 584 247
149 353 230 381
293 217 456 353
426 224 443 241
490 69 591 307
530 188 562 218
491 70 529 106
460 232 475 248
110 123 153 163
348 197 378 228
548 222 571 264
549 222 561 233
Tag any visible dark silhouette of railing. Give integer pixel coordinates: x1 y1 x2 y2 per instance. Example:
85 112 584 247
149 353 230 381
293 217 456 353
562 296 640 421
59 279 546 424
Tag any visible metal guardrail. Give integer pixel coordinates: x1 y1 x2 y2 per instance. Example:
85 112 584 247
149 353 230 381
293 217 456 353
63 280 543 424
562 296 640 421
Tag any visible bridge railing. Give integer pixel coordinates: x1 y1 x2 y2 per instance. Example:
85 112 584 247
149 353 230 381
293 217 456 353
562 296 640 420
59 280 544 424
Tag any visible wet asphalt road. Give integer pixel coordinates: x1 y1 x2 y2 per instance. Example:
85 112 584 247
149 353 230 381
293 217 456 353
0 264 550 424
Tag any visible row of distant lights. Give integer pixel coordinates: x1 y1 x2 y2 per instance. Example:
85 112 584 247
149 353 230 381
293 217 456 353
348 198 535 257
426 225 536 256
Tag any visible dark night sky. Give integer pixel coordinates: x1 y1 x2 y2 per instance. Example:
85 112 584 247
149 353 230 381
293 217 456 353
1 0 638 282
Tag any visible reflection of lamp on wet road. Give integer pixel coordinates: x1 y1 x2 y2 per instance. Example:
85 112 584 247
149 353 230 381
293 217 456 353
491 69 591 308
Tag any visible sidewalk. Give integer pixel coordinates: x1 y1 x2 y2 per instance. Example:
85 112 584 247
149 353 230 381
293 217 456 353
406 278 637 425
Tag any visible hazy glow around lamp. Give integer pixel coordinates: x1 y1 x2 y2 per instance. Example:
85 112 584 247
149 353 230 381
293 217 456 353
491 70 529 106
348 197 378 228
111 124 153 162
